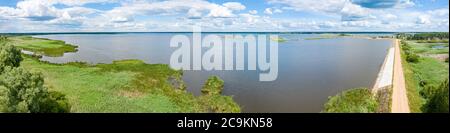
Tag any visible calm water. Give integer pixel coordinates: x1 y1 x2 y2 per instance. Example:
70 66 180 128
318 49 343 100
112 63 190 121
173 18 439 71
35 33 392 112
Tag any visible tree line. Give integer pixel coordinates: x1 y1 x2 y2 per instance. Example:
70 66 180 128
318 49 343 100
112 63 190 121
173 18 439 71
396 32 449 40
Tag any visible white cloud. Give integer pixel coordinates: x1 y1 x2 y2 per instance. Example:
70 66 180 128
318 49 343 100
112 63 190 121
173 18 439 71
416 15 431 24
274 9 283 13
340 3 371 21
16 0 60 21
223 2 246 11
0 0 448 32
268 0 347 14
264 8 273 15
264 8 282 15
187 8 203 19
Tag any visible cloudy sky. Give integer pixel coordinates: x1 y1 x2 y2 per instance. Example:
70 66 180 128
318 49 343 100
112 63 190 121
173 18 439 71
0 0 448 32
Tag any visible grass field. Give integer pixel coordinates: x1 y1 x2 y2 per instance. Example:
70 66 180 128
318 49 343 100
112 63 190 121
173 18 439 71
401 40 449 112
401 50 425 112
407 41 449 55
5 36 240 113
8 36 78 57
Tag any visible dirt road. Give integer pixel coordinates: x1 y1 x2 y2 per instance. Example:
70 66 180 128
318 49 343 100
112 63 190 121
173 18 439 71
391 39 410 113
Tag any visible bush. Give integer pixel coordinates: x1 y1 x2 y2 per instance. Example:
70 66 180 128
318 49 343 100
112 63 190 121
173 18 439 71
0 67 70 113
0 44 23 73
323 88 378 113
38 91 71 113
423 79 449 113
201 76 224 95
406 53 419 63
199 76 240 113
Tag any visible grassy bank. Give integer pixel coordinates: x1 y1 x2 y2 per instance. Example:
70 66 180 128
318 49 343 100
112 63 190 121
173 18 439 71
400 40 449 112
8 36 78 57
5 36 240 113
401 49 424 112
322 88 378 113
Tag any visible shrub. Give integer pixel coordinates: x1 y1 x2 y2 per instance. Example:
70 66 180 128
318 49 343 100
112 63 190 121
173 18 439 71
406 53 419 63
38 91 71 113
199 76 240 113
423 79 449 113
0 44 23 73
323 88 378 113
201 76 224 95
0 67 70 113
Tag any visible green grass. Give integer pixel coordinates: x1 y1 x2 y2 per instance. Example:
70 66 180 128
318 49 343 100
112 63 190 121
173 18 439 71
322 88 378 113
401 49 425 112
411 57 449 87
401 40 449 112
21 55 240 112
416 39 449 43
407 41 449 55
7 36 78 57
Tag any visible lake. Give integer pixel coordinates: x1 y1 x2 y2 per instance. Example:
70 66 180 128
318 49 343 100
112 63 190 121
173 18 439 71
35 33 392 112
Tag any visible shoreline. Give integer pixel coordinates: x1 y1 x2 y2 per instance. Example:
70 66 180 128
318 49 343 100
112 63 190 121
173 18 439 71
372 40 395 92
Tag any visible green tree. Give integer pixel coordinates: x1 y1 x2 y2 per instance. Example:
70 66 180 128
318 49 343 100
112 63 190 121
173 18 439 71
0 67 70 113
0 44 23 73
0 67 45 112
38 91 71 113
423 79 449 113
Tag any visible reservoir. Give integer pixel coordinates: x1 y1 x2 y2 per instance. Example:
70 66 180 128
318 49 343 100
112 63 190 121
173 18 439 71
35 33 392 112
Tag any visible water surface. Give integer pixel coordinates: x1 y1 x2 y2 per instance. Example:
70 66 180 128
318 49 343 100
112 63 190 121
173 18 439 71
35 33 392 112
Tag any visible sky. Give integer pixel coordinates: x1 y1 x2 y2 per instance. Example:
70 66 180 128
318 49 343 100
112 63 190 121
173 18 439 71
0 0 448 32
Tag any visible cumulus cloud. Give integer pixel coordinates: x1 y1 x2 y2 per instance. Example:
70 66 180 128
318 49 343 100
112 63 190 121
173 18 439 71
264 8 282 15
223 2 246 11
416 15 431 24
340 3 371 21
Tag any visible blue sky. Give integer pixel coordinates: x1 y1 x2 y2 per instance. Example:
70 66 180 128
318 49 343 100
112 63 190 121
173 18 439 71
0 0 448 32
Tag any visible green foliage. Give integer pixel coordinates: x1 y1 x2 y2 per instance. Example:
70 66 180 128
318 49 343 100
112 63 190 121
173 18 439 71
0 67 71 113
400 40 449 112
38 91 71 113
401 50 425 112
396 32 449 40
0 67 47 112
417 40 449 43
201 76 224 95
199 76 240 113
423 79 449 113
21 57 239 112
323 88 378 113
0 44 23 73
401 41 420 63
0 36 7 43
406 53 419 63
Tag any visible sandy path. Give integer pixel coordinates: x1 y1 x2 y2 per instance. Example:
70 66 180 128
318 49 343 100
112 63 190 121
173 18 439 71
391 39 410 113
